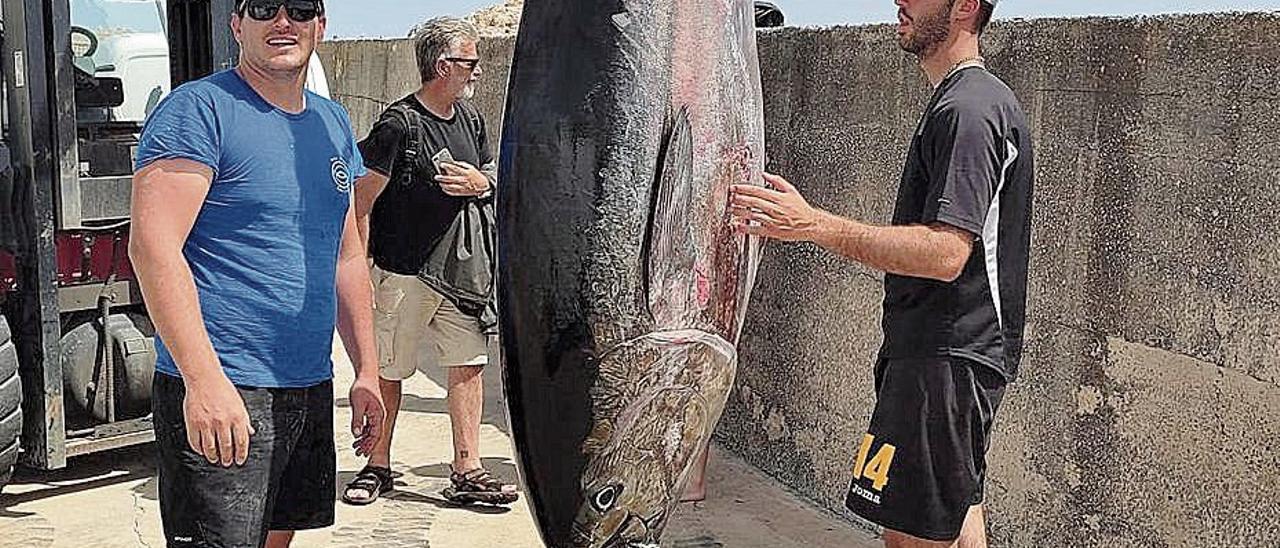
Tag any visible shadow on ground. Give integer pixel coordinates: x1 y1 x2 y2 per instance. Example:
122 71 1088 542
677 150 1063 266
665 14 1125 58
336 456 519 516
4 444 158 509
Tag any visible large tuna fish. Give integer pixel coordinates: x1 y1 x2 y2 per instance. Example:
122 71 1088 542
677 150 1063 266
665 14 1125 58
496 1 765 546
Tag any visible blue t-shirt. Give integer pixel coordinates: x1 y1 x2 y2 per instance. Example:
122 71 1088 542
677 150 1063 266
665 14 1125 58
135 69 367 388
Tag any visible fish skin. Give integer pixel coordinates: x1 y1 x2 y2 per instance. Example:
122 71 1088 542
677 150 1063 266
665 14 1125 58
498 1 765 546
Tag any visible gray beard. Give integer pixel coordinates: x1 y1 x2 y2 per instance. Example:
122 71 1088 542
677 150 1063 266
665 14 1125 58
460 84 476 101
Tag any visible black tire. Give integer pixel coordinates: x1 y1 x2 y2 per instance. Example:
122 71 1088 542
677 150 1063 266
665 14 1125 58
754 1 784 27
0 315 22 489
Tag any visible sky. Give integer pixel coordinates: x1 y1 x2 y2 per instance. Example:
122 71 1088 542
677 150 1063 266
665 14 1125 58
324 0 1280 39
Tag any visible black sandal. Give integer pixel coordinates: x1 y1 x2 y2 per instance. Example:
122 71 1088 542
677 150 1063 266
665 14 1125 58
342 465 394 506
442 467 519 506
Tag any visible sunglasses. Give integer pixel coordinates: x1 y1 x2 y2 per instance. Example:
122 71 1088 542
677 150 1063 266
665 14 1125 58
239 0 323 23
445 57 481 71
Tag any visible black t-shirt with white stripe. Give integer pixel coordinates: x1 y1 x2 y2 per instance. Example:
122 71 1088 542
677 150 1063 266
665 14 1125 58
879 67 1034 381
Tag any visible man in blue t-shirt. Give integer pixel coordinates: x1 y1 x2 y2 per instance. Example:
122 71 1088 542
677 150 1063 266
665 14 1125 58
130 1 384 546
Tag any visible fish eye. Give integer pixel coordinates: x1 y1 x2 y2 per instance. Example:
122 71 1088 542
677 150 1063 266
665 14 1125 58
591 484 623 512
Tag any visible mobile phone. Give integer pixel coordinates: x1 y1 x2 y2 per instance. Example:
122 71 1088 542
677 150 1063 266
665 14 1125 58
432 148 455 172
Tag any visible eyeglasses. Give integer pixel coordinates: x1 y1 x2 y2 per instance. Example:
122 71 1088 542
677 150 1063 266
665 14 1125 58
239 0 323 23
444 57 481 71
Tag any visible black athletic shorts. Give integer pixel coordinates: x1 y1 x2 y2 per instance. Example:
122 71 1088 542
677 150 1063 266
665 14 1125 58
153 372 336 548
844 356 1006 541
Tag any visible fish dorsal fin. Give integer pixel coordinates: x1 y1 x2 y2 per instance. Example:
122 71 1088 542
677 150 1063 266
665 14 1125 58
645 106 697 327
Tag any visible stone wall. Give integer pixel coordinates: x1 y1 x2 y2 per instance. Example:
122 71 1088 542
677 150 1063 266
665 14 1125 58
318 12 1280 546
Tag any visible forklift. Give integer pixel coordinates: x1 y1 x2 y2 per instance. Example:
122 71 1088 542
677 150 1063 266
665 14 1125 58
0 0 242 490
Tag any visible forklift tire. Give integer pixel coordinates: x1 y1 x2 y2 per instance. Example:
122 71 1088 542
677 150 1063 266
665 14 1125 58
0 315 21 489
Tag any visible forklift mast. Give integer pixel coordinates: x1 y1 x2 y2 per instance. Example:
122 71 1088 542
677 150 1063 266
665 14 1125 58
169 0 240 85
0 0 237 470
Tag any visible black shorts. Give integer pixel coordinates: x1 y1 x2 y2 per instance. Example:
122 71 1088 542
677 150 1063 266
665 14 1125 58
844 356 1006 541
153 372 336 548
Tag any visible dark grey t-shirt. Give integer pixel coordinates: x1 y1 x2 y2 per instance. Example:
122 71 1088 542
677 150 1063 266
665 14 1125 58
879 67 1035 381
359 96 494 276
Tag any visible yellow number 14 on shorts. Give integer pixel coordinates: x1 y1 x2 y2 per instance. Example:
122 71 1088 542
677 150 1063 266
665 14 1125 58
852 433 897 492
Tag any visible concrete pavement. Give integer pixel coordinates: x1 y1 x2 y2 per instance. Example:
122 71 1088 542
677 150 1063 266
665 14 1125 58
0 338 878 547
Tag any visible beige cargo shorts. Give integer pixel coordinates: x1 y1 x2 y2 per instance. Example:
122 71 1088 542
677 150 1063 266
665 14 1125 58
372 266 493 380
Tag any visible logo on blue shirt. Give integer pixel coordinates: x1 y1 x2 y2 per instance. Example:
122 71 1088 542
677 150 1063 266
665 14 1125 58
331 157 352 193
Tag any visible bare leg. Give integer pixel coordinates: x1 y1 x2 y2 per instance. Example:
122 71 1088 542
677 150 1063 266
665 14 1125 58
369 378 402 469
343 378 401 501
265 531 294 548
956 505 988 548
881 505 987 548
680 445 709 502
448 365 485 472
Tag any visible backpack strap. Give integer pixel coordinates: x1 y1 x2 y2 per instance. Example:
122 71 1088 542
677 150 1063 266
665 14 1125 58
464 106 487 159
456 103 497 190
379 102 426 185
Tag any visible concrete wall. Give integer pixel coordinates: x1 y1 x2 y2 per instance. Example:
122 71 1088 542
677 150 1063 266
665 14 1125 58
317 37 516 141
318 12 1280 546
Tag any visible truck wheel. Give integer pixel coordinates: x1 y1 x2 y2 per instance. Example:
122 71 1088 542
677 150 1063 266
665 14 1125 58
0 315 21 489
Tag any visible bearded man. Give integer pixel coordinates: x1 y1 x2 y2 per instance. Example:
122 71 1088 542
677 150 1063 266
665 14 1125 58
728 1 1034 546
342 16 517 507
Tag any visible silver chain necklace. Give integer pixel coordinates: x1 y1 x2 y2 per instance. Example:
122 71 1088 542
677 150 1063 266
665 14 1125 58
937 55 986 87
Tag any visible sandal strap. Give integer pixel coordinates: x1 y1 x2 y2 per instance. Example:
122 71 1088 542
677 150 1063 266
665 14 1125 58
451 467 507 492
347 478 380 492
348 466 392 489
362 465 394 480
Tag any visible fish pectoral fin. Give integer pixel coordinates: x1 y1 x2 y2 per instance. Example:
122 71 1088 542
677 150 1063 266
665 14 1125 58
644 105 698 325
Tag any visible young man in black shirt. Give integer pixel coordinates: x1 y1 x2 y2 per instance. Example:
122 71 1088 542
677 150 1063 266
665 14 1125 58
343 16 516 506
730 0 1033 545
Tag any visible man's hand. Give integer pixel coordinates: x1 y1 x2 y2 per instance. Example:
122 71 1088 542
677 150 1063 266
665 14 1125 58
435 161 491 197
729 173 824 242
183 374 255 467
348 375 385 457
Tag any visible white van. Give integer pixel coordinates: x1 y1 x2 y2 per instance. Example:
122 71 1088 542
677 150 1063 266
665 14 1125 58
70 0 331 122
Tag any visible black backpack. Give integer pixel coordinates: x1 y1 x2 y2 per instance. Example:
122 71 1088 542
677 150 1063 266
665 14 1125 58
377 102 497 331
